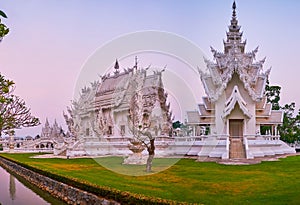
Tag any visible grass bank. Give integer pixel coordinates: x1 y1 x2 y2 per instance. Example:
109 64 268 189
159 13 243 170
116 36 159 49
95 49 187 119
0 153 299 204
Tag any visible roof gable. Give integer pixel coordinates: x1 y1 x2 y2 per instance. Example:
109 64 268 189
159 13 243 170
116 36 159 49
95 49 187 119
222 85 252 119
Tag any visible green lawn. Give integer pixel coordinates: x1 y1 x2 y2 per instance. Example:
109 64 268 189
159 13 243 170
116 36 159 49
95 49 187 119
1 153 300 204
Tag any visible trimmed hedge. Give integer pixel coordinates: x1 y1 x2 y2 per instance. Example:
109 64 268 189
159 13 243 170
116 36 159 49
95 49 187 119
0 155 191 205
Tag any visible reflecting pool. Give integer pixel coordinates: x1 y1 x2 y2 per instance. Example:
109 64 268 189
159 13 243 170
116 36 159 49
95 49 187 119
0 165 66 205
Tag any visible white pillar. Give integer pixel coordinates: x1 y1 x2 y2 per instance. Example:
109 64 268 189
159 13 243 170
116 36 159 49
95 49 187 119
193 126 196 136
226 119 229 136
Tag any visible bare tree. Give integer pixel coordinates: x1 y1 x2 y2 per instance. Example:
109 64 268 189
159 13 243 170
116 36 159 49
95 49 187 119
126 68 173 172
128 118 160 172
137 123 161 172
128 89 163 172
0 74 40 135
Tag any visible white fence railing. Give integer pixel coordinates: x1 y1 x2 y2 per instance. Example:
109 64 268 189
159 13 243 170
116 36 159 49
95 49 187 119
243 134 281 141
173 134 229 142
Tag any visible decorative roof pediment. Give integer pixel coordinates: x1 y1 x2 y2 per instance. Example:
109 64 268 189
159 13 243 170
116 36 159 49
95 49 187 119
222 85 252 119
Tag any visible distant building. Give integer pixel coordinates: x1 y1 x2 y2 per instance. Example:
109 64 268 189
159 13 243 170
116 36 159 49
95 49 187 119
18 119 65 151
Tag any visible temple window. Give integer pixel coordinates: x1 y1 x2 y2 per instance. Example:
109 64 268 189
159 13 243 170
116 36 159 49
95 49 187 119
108 126 113 135
120 125 125 136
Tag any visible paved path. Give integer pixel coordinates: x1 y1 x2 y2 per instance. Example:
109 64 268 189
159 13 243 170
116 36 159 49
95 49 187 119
229 138 246 159
217 153 300 165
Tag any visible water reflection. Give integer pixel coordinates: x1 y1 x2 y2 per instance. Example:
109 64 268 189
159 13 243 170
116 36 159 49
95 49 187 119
0 165 66 205
9 175 16 201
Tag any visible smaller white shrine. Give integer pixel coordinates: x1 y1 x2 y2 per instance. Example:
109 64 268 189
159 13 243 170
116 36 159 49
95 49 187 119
186 1 295 159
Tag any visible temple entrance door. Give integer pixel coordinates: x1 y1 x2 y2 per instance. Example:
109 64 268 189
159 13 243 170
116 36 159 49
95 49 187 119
229 119 243 138
229 119 245 159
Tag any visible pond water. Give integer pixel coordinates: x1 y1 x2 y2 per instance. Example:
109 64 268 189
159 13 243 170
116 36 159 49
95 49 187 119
0 165 66 205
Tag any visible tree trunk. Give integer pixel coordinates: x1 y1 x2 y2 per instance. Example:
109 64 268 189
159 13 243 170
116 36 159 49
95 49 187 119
146 139 155 172
146 154 154 172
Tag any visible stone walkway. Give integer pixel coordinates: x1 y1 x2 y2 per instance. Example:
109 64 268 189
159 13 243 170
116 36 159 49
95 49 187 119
215 153 300 165
229 138 246 159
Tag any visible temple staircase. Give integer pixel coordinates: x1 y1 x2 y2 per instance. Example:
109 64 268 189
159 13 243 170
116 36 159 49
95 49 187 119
57 149 67 156
229 137 246 159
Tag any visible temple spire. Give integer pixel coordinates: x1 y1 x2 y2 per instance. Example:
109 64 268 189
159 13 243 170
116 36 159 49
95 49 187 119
223 0 246 54
45 118 50 127
232 1 236 16
230 1 238 26
114 59 120 75
134 56 138 70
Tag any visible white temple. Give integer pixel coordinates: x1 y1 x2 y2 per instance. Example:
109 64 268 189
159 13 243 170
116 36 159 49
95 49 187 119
186 1 295 159
56 58 173 157
49 2 296 160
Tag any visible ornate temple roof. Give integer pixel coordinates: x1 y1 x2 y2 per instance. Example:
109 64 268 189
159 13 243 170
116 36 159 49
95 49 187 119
199 1 271 103
202 97 214 110
186 111 200 124
198 104 213 117
95 71 131 109
186 110 214 125
256 103 272 117
256 111 283 125
256 97 267 110
73 59 166 114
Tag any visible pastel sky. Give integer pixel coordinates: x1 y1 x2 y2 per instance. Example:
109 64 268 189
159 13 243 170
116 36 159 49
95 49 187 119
0 0 299 137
